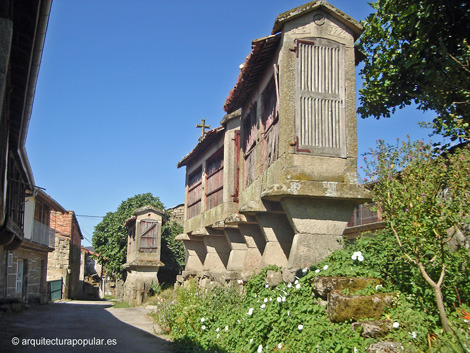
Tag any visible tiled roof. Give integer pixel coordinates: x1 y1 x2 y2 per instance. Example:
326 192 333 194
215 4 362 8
177 126 225 168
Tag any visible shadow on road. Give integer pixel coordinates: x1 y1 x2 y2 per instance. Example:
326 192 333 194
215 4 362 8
0 301 173 353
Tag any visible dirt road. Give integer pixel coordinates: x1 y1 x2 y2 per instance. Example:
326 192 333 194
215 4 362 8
0 300 173 352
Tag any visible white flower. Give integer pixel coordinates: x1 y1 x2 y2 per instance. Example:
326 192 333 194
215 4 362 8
393 322 400 328
260 304 266 309
257 344 263 353
288 283 292 288
237 279 243 285
225 326 229 332
254 294 257 298
375 284 383 290
248 308 254 316
294 280 299 284
237 320 241 324
269 297 272 301
277 297 282 303
282 296 286 302
302 267 308 274
202 325 206 330
315 269 321 273
288 311 290 316
201 318 205 323
354 347 358 353
352 251 363 260
250 338 253 344
358 255 364 262
323 265 329 270
265 284 269 288
216 327 220 332
278 343 282 349
217 334 220 339
296 283 301 289
264 298 268 303
411 331 417 339
298 324 304 331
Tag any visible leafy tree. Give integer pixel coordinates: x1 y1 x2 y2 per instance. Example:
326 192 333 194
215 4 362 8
358 0 470 140
363 139 470 332
159 219 185 284
92 193 164 280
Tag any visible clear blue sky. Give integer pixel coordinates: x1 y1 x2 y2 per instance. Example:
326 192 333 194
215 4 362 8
26 0 442 247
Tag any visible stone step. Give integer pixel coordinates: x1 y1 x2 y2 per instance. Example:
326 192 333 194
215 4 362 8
312 276 384 300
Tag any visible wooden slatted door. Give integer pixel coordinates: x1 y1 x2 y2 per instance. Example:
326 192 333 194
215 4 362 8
139 219 159 253
295 38 346 157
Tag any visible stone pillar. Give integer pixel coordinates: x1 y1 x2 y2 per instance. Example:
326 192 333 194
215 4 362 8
182 236 206 275
257 213 294 268
203 232 230 273
238 223 265 274
224 228 247 272
281 198 356 269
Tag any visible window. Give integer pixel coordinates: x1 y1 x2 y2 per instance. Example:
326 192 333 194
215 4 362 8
295 38 346 157
34 200 50 226
206 148 224 210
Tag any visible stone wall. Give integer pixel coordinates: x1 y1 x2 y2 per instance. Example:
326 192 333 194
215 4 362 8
168 204 184 226
6 245 48 303
47 235 70 298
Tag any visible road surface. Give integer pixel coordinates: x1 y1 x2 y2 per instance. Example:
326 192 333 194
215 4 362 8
0 300 174 352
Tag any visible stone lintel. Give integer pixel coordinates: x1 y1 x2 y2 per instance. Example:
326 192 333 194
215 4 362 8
124 260 164 270
191 227 210 236
261 181 370 202
224 213 248 225
239 200 267 214
210 219 239 230
175 233 189 241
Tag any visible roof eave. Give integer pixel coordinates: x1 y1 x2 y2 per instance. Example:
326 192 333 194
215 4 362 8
271 0 363 40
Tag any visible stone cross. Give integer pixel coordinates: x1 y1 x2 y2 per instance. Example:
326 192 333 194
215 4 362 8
196 119 210 140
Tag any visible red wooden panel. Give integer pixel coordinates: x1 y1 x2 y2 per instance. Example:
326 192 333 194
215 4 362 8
206 148 224 210
187 167 202 219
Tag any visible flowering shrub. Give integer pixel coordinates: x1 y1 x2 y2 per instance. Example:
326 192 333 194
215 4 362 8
362 139 470 332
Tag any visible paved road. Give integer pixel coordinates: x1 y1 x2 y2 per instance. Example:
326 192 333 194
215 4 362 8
0 300 174 353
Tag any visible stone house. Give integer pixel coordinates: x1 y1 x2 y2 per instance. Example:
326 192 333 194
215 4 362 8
0 0 52 307
47 211 84 300
177 1 369 284
4 189 66 304
80 247 103 300
343 203 383 241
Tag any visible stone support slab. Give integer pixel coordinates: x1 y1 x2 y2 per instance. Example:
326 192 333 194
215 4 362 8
182 237 206 273
224 228 247 271
203 234 230 272
281 198 356 269
256 212 294 268
238 223 265 272
124 269 159 306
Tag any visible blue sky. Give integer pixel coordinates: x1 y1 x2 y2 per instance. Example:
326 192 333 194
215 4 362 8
26 0 441 246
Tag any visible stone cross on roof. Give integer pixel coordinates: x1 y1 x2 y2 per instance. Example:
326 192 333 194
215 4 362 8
196 119 211 141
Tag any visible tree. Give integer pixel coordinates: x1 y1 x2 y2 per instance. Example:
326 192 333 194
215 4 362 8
159 220 185 284
363 139 470 332
92 193 164 280
358 0 470 140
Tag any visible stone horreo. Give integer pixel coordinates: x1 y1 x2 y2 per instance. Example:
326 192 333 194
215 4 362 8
176 1 369 284
123 206 164 305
